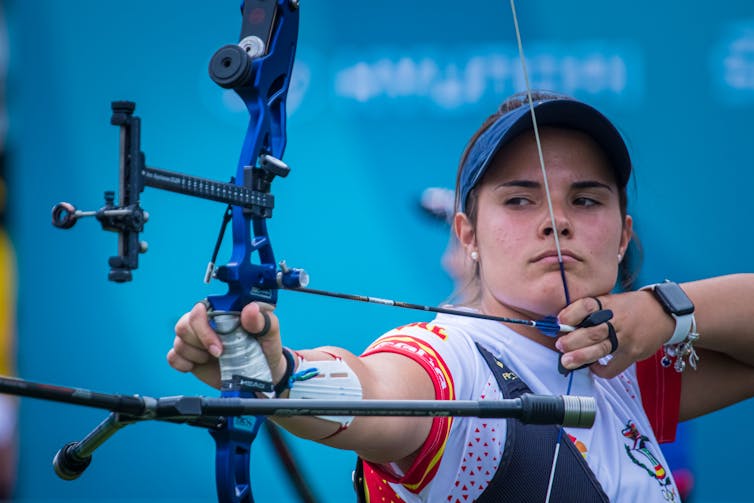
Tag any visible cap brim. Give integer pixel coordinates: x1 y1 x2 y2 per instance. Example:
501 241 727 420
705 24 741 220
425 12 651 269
459 99 631 211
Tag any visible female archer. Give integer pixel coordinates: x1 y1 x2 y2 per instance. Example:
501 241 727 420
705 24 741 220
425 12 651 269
169 91 754 502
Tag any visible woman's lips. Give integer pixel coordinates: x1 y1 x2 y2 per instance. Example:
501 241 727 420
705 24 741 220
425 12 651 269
531 250 581 264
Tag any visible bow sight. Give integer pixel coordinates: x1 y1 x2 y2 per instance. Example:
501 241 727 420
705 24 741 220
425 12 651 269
50 101 296 285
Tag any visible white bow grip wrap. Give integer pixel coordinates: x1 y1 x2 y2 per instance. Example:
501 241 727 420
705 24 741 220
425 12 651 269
213 313 273 388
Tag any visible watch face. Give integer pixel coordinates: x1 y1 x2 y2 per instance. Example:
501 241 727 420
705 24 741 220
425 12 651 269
656 282 695 315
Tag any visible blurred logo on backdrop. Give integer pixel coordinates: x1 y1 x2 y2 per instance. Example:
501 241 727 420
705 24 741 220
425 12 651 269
332 42 642 113
204 41 644 122
713 19 754 104
204 23 754 120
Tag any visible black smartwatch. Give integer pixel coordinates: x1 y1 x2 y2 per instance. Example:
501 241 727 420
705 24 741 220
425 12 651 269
641 280 695 344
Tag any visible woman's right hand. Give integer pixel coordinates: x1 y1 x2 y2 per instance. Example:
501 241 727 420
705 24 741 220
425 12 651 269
557 292 673 378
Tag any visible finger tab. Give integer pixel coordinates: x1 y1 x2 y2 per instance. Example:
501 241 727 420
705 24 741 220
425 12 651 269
576 309 613 328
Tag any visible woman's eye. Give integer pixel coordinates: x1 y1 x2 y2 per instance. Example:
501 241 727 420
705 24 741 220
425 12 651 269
505 197 533 206
573 197 600 207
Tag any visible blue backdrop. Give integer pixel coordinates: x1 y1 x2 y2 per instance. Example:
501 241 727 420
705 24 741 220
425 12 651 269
5 1 754 502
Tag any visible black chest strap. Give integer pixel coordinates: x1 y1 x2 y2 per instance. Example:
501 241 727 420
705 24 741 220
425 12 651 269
475 342 609 503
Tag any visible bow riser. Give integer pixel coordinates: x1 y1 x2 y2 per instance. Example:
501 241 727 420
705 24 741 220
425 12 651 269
208 0 300 314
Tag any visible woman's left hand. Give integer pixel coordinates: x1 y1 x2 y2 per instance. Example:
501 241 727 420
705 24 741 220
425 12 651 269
556 291 674 378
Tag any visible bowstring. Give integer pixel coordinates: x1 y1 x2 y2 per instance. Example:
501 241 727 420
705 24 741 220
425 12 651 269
508 1 575 501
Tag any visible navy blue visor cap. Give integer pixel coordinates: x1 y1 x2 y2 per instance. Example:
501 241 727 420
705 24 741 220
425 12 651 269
458 98 631 212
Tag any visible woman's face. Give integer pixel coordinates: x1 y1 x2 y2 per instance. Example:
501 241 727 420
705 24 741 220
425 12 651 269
456 126 632 319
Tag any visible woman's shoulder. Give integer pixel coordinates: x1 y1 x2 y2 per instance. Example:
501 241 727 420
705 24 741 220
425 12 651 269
366 310 481 352
361 312 488 387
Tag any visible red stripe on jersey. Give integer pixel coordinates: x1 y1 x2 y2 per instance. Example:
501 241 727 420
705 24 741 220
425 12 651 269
636 349 682 443
361 334 455 495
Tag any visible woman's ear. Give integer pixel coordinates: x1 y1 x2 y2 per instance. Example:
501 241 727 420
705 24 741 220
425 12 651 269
619 214 633 258
454 212 476 254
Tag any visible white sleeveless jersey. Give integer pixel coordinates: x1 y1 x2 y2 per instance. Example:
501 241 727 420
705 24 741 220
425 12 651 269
360 312 681 503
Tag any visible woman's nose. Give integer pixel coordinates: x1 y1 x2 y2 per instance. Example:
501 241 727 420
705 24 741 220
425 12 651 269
538 207 572 238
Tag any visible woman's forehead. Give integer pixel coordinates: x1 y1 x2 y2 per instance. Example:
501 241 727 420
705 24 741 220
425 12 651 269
484 127 617 184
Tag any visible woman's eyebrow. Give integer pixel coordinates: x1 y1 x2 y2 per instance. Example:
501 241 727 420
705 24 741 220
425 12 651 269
572 180 614 192
499 180 540 188
496 180 614 191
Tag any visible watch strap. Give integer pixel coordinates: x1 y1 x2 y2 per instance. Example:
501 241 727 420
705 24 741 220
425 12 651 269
640 282 695 345
667 311 694 345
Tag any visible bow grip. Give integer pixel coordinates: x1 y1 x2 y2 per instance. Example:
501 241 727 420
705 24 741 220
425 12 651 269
212 311 274 394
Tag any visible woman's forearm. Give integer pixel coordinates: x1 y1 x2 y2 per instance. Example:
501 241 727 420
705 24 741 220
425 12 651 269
683 273 754 367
